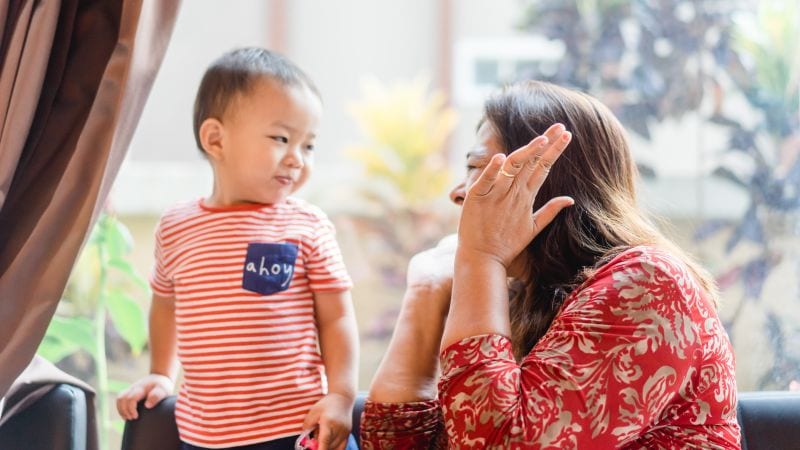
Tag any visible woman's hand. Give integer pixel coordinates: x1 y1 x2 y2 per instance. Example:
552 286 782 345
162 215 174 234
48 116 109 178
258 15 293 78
458 123 574 268
442 123 573 348
406 234 458 311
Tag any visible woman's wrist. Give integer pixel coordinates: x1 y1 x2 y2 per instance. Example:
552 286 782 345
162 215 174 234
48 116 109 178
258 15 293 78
455 246 509 272
443 248 512 348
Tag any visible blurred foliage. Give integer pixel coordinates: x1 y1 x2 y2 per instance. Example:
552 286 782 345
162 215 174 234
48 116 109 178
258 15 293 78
730 0 800 138
37 213 148 447
708 0 800 247
347 76 456 208
704 0 800 389
520 0 799 390
519 0 744 143
344 76 458 339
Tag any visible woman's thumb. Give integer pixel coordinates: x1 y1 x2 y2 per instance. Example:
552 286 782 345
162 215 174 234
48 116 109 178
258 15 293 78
531 196 574 240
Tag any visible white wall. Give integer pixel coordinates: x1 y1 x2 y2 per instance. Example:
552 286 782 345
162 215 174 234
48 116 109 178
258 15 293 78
284 0 440 203
114 0 748 219
115 0 443 213
128 0 270 163
115 1 271 212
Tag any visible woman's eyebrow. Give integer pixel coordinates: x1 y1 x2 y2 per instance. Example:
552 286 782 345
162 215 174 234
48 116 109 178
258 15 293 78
466 149 488 160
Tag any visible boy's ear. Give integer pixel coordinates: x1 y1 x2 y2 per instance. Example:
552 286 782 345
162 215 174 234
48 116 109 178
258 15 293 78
199 118 225 160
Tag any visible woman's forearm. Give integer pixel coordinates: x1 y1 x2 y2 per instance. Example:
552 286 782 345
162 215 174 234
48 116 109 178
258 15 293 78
441 250 511 350
368 286 450 403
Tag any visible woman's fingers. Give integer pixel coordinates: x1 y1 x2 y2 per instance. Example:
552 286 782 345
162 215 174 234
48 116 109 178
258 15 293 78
470 123 571 200
504 135 549 175
525 128 572 191
503 123 570 192
541 122 567 146
468 153 506 197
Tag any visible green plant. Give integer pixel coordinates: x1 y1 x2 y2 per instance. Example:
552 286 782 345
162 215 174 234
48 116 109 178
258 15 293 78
517 0 799 389
519 0 745 175
343 76 458 338
347 76 456 209
698 0 800 389
37 213 148 447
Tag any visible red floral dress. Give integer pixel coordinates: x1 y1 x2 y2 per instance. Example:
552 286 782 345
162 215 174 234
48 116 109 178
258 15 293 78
361 247 741 449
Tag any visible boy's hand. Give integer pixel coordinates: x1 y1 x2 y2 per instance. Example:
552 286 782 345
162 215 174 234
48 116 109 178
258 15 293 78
116 373 174 420
301 392 354 450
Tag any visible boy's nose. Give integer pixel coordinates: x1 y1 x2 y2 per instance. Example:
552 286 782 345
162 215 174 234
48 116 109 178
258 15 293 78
283 147 304 168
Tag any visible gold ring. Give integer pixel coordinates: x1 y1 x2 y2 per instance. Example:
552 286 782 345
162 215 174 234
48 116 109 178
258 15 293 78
499 168 515 178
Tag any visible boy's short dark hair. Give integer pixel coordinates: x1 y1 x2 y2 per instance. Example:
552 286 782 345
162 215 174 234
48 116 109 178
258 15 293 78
192 47 320 152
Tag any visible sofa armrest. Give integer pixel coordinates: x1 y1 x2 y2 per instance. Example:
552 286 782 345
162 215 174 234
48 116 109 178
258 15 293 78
0 383 89 450
120 396 180 450
737 391 800 450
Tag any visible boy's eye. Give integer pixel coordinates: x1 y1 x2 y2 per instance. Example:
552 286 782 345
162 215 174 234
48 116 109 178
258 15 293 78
466 164 478 172
305 144 315 152
270 136 289 144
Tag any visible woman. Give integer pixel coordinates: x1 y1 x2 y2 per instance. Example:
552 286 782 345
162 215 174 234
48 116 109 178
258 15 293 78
361 81 740 449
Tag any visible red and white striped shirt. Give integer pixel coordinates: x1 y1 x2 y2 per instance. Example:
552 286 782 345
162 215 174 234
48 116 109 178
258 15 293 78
150 197 352 448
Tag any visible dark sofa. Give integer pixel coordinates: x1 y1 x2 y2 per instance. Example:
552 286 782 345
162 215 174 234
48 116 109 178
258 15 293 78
0 383 95 450
118 391 800 450
736 391 800 450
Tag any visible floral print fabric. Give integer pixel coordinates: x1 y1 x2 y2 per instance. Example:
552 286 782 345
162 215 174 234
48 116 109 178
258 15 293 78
361 247 740 449
360 400 447 450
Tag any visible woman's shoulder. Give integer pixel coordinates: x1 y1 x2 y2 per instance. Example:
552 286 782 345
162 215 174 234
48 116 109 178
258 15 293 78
570 245 708 309
595 245 693 282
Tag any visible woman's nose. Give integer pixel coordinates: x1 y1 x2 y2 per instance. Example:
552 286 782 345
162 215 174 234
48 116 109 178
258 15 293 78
449 181 465 205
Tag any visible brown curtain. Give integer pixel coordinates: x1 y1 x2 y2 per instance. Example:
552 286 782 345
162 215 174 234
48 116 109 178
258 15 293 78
0 0 180 399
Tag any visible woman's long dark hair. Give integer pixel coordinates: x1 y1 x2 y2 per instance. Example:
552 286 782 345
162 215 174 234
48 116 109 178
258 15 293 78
484 81 718 360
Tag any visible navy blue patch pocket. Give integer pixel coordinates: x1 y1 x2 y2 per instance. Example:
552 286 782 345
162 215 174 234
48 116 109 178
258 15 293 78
242 242 298 295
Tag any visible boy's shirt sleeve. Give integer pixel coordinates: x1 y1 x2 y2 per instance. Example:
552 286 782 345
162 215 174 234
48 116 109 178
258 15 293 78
305 213 352 293
149 217 174 297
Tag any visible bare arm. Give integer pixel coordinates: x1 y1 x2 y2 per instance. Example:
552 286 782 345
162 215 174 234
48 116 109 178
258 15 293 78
368 235 456 402
359 237 455 450
446 253 510 347
303 290 359 450
368 286 449 402
316 290 359 401
149 293 178 380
